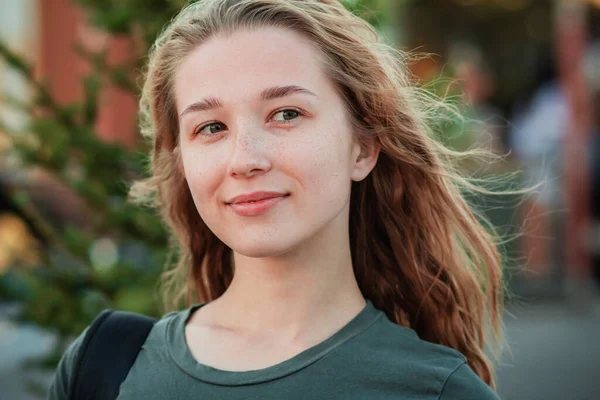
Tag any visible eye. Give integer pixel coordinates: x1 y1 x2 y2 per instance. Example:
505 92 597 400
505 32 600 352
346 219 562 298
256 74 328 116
271 109 301 123
195 122 227 137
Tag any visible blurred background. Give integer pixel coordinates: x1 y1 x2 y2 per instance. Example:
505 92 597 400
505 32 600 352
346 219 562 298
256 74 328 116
0 0 599 399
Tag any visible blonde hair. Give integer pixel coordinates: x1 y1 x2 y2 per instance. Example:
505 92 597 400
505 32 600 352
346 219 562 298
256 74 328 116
131 0 504 388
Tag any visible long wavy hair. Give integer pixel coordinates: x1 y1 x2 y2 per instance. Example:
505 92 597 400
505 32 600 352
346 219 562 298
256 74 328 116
131 0 504 388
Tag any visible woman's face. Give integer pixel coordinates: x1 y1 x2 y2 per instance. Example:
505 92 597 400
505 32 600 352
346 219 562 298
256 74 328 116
175 27 377 258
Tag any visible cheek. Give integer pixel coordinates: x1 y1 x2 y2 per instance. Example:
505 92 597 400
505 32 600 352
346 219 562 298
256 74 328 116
180 146 226 205
289 122 354 199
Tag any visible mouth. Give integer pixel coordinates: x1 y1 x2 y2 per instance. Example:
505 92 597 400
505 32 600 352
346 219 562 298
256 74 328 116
226 191 289 217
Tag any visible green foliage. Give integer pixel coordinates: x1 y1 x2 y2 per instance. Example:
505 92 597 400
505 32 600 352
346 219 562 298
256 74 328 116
0 0 177 373
77 0 188 44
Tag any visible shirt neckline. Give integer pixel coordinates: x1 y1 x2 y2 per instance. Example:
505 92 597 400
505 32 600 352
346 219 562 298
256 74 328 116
165 299 383 386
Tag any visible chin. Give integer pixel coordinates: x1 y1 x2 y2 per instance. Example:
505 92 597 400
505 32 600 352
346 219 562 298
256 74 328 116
226 234 302 259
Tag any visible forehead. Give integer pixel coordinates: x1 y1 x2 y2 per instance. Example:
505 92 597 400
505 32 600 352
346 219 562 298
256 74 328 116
173 27 332 109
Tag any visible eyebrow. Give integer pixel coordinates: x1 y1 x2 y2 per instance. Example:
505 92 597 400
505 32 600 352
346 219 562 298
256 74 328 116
178 85 317 120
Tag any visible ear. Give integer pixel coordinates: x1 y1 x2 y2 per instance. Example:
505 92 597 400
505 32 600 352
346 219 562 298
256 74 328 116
350 138 380 182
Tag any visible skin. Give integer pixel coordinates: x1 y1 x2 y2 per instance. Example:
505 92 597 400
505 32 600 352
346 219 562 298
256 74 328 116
175 27 379 371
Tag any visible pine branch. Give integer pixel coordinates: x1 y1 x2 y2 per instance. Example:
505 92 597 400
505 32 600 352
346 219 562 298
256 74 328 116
75 45 139 94
0 41 78 131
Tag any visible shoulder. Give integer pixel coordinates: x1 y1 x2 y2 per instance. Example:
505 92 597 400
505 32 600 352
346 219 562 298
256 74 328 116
333 314 498 399
350 315 467 371
140 307 185 351
439 362 500 400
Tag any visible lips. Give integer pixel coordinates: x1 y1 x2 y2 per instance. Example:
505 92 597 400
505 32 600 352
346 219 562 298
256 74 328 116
226 191 289 217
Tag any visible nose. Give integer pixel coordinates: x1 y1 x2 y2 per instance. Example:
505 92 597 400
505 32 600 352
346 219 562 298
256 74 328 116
227 127 272 178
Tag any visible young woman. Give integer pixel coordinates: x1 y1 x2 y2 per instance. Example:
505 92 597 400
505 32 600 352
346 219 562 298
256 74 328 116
49 0 503 398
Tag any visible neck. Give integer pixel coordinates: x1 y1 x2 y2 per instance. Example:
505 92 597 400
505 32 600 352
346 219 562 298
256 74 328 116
207 210 366 342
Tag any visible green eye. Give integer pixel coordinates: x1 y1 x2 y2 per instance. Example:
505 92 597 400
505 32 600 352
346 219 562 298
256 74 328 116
272 109 300 122
197 122 226 136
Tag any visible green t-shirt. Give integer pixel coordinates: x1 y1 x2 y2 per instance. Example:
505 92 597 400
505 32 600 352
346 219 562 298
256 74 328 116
48 300 499 399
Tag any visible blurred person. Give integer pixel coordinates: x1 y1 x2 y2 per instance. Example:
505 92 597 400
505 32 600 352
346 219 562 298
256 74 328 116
586 41 600 288
509 56 567 277
454 50 507 157
48 0 504 399
510 61 566 208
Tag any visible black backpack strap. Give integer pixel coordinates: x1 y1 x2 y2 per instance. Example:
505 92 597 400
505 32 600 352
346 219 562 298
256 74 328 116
69 309 157 400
